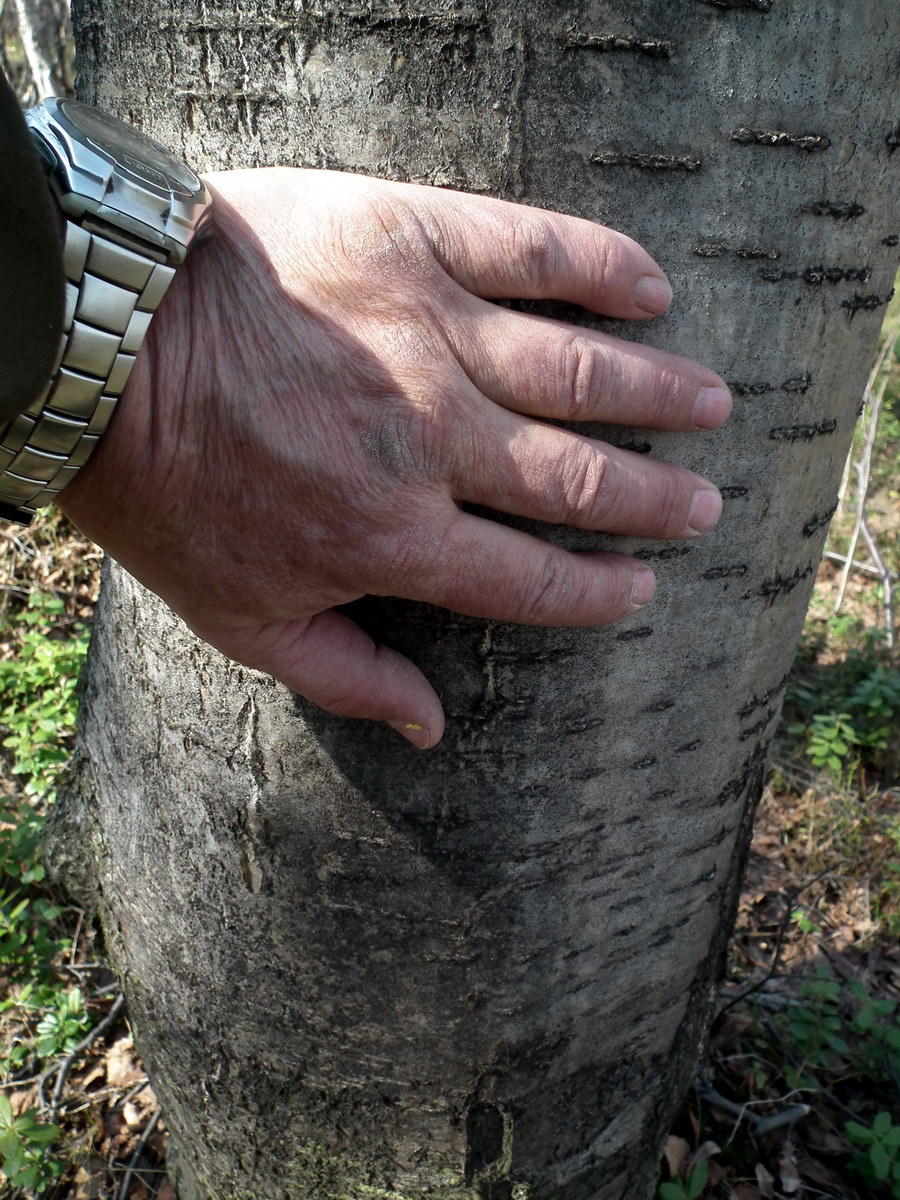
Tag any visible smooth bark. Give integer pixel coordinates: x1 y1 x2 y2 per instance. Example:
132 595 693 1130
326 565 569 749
50 3 898 1198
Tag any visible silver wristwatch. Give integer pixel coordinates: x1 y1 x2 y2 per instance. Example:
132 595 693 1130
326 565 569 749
0 98 211 524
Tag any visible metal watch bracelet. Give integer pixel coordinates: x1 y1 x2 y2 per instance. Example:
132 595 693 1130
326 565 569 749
0 219 175 524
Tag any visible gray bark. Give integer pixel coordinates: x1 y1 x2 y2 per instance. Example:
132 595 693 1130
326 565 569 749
49 3 898 1199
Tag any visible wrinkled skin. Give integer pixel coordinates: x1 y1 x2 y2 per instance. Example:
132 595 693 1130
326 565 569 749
60 168 731 747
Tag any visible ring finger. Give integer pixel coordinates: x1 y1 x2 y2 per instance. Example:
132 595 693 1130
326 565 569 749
445 402 723 540
447 301 732 431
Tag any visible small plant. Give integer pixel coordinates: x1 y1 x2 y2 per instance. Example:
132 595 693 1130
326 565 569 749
779 970 848 1086
34 985 90 1059
0 592 89 799
658 1159 708 1200
846 980 900 1086
784 629 900 779
844 1112 900 1197
0 1093 63 1192
803 711 859 780
775 969 900 1098
790 905 821 936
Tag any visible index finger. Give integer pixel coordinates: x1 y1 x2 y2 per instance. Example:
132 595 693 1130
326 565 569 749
407 186 673 320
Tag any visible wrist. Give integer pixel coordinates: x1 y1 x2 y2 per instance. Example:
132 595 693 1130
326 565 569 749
0 98 210 526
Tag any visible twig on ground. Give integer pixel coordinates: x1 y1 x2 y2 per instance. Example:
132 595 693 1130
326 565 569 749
718 988 801 1011
39 993 125 1121
116 1107 162 1200
67 910 84 966
113 1078 151 1111
695 1076 811 1138
822 550 881 577
833 314 900 621
857 518 895 648
718 868 833 1019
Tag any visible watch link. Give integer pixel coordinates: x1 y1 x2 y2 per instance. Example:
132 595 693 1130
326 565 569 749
0 98 211 524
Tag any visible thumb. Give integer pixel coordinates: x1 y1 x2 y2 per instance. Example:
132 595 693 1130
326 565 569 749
199 610 445 749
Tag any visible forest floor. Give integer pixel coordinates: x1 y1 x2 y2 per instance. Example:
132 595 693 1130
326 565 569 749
1 303 898 1199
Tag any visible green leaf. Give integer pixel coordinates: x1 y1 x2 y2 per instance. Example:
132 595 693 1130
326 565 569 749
1 1139 24 1172
658 1184 686 1200
687 1160 709 1200
0 1128 20 1159
874 1112 893 1136
845 1120 874 1143
871 1141 891 1180
854 1006 875 1032
20 1122 59 1145
18 1164 39 1190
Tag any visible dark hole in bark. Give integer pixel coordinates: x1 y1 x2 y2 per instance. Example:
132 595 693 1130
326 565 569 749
465 1102 507 1184
479 1184 513 1200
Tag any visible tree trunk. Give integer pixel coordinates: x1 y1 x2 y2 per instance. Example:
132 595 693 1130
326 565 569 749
49 3 897 1198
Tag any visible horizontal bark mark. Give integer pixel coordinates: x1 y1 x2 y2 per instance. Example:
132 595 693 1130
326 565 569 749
740 706 779 740
729 371 811 396
684 824 733 854
590 150 701 171
615 626 654 641
843 288 896 316
562 32 674 57
742 564 814 602
634 546 692 561
698 0 772 9
803 200 866 219
702 564 748 580
802 503 838 537
694 242 780 260
731 127 830 151
706 744 769 809
759 265 871 285
720 485 749 498
769 419 837 441
738 672 791 718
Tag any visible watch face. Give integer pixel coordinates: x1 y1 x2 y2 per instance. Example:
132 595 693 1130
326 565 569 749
59 100 201 198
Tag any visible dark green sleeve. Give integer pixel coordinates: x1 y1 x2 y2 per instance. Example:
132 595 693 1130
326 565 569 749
0 72 65 426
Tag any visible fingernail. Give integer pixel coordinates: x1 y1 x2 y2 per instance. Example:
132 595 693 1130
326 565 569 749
387 719 433 750
630 567 657 608
633 274 673 315
693 386 733 430
688 487 723 535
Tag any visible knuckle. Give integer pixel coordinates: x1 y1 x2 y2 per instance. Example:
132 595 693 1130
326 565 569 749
555 446 609 527
560 335 614 420
591 233 617 283
650 466 687 532
321 685 368 718
336 194 435 285
509 216 562 292
650 365 688 426
515 551 587 625
364 385 451 482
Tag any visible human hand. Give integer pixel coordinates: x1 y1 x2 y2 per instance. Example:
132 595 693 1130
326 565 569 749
59 168 731 748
